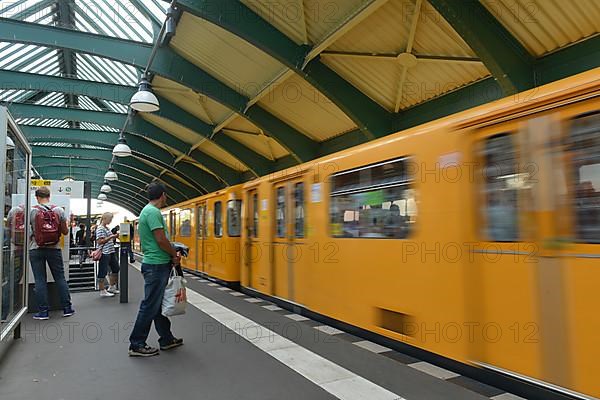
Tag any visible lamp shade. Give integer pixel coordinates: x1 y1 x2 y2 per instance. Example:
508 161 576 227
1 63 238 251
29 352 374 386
6 135 15 150
130 78 159 112
104 168 118 181
98 193 107 201
113 137 131 157
100 182 112 193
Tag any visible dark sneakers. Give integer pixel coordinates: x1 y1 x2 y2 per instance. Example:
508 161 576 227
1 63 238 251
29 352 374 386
160 338 184 351
128 345 159 357
63 307 75 317
33 310 49 320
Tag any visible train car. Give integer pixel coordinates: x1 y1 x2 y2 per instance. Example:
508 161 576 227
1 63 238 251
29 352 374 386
166 185 243 284
238 68 600 398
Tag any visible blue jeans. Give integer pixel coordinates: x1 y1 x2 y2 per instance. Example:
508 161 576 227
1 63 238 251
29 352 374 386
30 248 72 311
129 263 175 349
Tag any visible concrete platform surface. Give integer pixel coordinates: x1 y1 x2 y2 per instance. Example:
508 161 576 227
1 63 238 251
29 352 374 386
0 264 519 400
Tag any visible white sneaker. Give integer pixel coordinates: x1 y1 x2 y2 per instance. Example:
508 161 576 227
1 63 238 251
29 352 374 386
100 289 115 297
108 285 120 294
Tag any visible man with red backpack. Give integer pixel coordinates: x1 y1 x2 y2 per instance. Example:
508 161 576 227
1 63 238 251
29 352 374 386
29 186 74 320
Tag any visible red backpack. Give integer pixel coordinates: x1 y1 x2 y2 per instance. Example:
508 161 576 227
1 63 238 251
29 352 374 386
33 204 61 246
11 206 26 246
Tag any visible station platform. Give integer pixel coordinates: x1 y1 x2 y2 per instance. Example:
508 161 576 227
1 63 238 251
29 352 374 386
0 263 524 400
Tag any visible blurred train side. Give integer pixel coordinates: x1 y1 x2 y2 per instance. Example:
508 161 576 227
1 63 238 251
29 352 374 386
140 68 600 398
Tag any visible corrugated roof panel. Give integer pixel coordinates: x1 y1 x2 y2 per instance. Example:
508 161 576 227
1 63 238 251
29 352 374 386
171 12 286 98
413 1 477 57
320 0 490 112
195 139 248 172
240 0 310 45
141 113 249 172
304 0 371 45
481 0 600 56
142 113 200 144
223 116 289 160
258 72 356 141
320 54 399 111
152 75 232 125
398 61 489 109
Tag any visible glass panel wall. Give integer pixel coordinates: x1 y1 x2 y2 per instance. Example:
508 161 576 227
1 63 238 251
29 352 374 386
1 107 31 339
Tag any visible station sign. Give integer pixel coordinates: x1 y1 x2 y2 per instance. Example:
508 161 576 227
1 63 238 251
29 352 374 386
18 179 85 198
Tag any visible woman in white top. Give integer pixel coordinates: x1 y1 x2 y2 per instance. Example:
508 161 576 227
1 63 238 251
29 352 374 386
96 212 120 297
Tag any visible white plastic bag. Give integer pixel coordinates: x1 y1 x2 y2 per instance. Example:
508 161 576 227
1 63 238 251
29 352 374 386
162 268 187 317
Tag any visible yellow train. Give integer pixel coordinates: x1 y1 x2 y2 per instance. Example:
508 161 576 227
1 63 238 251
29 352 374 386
137 68 600 399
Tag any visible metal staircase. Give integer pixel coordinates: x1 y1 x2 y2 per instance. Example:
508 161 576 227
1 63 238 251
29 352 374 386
68 260 96 292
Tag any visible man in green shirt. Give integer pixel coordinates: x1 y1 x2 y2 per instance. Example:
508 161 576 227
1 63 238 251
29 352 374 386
129 182 185 357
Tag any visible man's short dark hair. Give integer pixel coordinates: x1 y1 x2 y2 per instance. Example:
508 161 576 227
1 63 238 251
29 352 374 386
35 186 51 198
79 224 85 229
147 181 166 201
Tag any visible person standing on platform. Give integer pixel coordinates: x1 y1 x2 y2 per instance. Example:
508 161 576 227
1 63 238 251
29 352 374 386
96 212 120 297
29 186 74 320
129 222 135 263
75 223 87 267
129 181 184 357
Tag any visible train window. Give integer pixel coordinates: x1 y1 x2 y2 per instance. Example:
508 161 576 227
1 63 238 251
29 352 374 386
227 200 242 237
482 134 519 242
214 201 223 238
294 183 305 238
179 209 192 237
251 193 259 238
276 187 286 238
330 158 416 239
568 112 600 243
196 205 204 238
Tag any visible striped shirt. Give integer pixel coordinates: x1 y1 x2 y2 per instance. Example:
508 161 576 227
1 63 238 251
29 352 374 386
96 225 115 254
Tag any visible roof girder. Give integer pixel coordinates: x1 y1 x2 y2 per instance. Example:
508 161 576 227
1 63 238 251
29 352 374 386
7 102 230 189
173 0 394 138
33 164 184 204
39 174 151 209
0 69 272 176
32 155 197 199
0 17 319 162
427 0 534 95
27 137 219 195
29 142 214 195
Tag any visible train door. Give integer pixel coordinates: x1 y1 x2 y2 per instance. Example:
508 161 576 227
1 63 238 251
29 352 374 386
470 122 544 381
244 189 260 289
554 108 600 396
272 177 306 303
473 114 581 391
196 202 207 273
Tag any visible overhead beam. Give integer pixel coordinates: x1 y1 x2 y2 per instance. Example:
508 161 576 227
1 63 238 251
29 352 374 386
0 17 319 162
40 169 149 206
427 0 534 95
26 134 220 194
32 146 206 197
34 164 184 203
174 0 394 137
56 0 78 120
7 102 230 189
33 155 196 200
0 69 271 176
